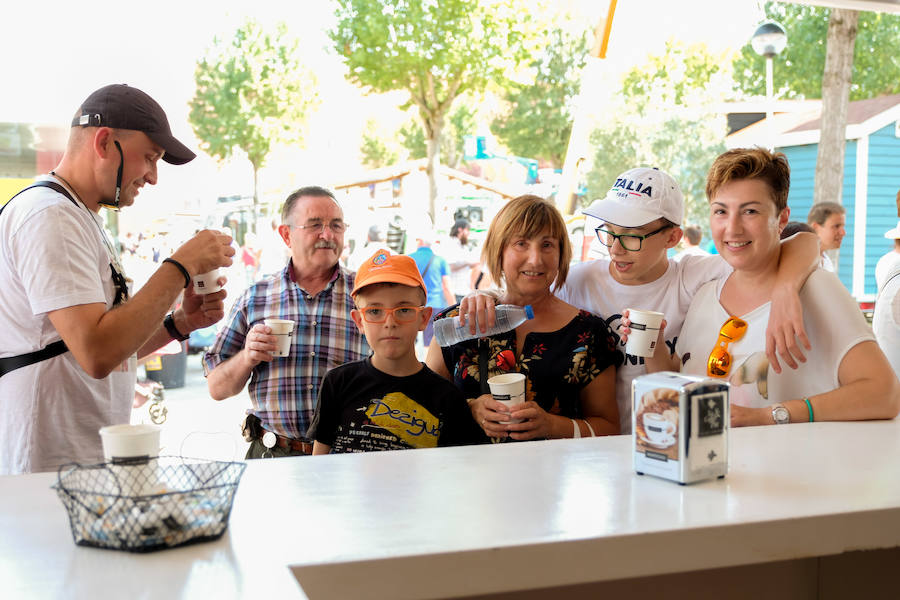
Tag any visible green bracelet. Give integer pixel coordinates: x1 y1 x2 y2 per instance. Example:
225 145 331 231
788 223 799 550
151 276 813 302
803 397 814 422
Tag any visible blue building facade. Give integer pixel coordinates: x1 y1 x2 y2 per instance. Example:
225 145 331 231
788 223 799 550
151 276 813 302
770 97 900 299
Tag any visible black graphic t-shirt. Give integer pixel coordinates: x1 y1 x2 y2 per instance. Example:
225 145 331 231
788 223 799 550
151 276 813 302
308 359 481 453
438 306 622 421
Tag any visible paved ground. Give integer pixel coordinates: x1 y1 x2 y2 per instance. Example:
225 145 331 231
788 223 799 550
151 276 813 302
131 353 251 461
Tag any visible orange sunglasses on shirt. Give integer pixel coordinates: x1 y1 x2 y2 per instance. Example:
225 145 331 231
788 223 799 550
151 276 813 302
707 317 748 378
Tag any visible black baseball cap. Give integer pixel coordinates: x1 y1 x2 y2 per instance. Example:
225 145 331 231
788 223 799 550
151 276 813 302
71 84 196 165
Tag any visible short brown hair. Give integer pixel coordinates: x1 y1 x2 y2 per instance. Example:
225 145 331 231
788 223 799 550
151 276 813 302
683 225 702 245
706 148 790 212
806 201 845 226
481 195 572 291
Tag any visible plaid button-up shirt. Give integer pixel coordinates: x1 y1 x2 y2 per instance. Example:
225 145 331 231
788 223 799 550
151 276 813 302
203 261 369 440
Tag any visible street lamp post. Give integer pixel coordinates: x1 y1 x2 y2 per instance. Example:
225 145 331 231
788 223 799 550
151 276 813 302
751 21 787 150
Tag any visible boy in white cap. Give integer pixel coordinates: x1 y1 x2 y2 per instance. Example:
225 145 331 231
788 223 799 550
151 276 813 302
464 167 818 433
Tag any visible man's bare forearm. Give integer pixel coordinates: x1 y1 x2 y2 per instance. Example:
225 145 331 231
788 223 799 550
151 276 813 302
206 351 255 400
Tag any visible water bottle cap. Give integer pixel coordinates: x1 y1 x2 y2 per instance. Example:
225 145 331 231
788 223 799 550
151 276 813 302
524 305 534 320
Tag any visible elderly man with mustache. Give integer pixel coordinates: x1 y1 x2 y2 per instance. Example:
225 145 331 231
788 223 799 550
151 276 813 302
204 186 370 459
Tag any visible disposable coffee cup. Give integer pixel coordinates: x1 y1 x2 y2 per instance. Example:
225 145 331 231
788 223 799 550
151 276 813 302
264 318 295 357
98 424 161 496
193 269 222 295
487 373 526 424
626 309 664 358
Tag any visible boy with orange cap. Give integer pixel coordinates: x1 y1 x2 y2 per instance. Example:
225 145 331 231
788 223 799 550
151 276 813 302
309 249 479 453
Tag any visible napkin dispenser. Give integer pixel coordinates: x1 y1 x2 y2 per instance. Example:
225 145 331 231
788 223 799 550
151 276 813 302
632 372 729 484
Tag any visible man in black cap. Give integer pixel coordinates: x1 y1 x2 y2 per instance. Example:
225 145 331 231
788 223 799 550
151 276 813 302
0 84 235 475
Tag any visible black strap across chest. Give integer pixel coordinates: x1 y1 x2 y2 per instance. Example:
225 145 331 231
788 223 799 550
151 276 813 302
0 181 79 376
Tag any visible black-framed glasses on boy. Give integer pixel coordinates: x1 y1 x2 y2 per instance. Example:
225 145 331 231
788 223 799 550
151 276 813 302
358 306 426 324
594 224 671 251
292 220 347 235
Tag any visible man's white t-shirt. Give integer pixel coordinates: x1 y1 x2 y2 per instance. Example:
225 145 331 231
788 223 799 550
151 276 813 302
873 265 900 379
0 178 135 474
679 269 874 409
445 237 478 297
875 250 900 293
557 254 731 433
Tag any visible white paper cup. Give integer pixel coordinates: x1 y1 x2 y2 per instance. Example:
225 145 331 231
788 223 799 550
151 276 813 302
98 424 161 496
193 269 222 295
625 308 665 358
487 373 526 424
265 318 295 357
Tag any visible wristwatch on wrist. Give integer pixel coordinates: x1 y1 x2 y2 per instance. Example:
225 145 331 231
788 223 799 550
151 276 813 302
771 403 791 425
164 312 190 342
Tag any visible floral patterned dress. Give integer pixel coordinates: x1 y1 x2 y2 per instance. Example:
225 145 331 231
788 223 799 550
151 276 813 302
437 305 622 432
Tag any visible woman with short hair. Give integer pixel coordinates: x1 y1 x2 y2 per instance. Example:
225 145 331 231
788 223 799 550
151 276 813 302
642 148 900 426
426 195 621 441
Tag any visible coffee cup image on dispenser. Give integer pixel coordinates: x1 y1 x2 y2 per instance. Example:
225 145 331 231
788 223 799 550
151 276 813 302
636 387 680 451
642 413 676 447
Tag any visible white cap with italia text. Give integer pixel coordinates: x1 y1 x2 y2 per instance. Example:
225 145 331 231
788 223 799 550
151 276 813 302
582 167 684 228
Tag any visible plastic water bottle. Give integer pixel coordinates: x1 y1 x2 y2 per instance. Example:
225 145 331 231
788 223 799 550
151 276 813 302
434 304 535 346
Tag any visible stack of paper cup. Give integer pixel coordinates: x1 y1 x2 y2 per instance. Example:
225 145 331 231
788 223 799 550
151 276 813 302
626 309 665 358
487 373 526 424
98 424 161 496
265 318 295 357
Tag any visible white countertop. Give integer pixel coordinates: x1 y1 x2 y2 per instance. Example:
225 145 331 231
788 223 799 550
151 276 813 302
3 420 900 599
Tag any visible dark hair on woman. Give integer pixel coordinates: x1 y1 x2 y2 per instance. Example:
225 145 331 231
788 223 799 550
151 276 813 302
450 218 469 238
780 221 814 240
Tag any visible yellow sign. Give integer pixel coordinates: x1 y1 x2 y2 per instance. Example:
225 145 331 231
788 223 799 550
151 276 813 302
1 178 36 205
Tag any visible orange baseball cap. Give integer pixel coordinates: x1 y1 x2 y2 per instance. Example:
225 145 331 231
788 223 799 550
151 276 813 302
352 248 427 296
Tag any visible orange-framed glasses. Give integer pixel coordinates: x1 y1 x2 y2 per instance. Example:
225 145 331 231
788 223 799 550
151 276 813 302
358 306 426 324
707 317 748 378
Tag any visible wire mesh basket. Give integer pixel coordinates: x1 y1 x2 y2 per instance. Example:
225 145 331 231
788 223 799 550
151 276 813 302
52 457 246 553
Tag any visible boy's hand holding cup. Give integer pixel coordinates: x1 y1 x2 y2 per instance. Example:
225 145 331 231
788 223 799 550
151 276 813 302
623 308 665 358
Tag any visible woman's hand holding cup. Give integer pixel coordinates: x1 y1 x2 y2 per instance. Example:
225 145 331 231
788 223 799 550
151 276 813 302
504 401 554 440
468 393 515 437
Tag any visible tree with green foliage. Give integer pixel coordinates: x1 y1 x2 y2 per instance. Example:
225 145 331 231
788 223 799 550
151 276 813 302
331 0 530 218
360 119 399 169
189 19 318 230
492 27 589 168
399 102 477 169
585 41 730 229
733 3 900 101
734 4 900 210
